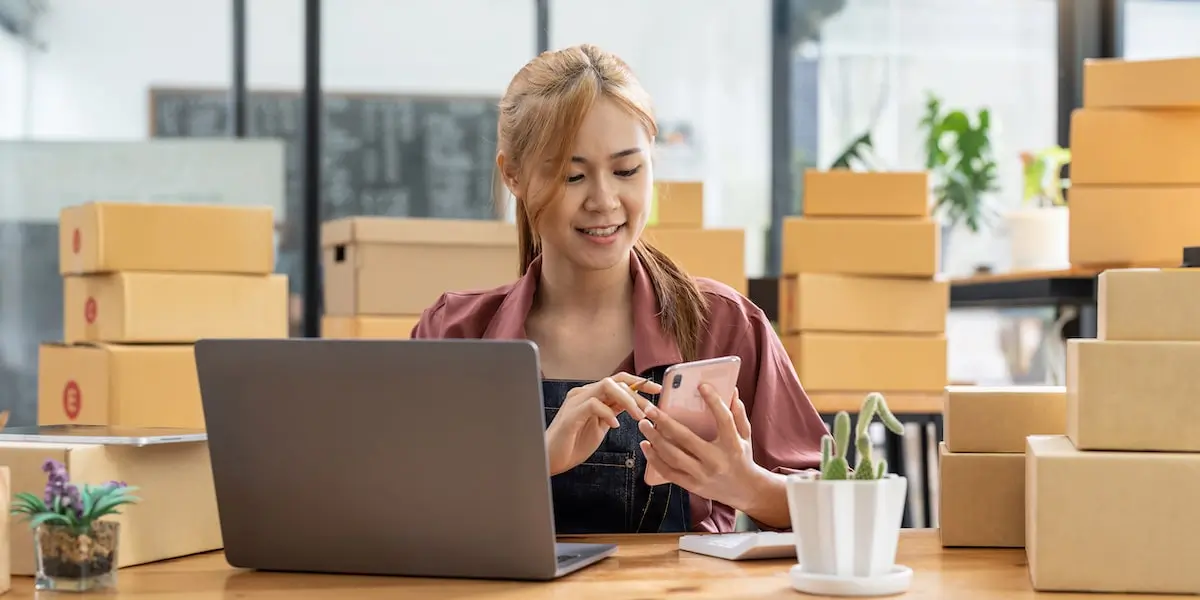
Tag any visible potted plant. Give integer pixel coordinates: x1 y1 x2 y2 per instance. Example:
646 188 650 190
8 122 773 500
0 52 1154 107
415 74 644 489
10 460 140 592
786 392 912 596
1008 146 1072 271
918 92 1000 273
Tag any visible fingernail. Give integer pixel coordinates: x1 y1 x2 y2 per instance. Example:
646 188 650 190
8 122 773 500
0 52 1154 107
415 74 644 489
645 405 659 418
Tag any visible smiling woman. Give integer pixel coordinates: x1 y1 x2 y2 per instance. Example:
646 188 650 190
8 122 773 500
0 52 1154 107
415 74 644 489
410 44 829 536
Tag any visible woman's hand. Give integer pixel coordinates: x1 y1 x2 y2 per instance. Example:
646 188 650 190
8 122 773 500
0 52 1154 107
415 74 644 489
637 384 764 510
545 373 663 476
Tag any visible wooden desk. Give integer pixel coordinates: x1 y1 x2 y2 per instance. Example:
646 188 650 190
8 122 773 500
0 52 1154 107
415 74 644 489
8 529 1166 599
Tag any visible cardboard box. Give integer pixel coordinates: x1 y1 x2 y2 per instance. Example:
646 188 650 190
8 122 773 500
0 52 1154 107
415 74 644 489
0 441 222 575
322 217 518 316
1026 434 1200 593
1069 185 1200 267
781 217 939 277
1083 56 1200 109
59 202 275 276
943 385 1066 453
322 315 420 339
1070 109 1200 185
641 227 747 295
807 391 943 415
652 181 704 227
782 332 946 393
778 273 947 335
1067 339 1200 451
802 169 929 217
938 444 1024 548
1098 268 1200 341
38 344 202 428
63 272 288 344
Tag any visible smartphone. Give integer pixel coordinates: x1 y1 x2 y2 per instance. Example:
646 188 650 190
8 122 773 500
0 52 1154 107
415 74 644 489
644 355 741 486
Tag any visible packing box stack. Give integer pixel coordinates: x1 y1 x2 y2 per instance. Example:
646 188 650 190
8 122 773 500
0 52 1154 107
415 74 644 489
1026 263 1200 593
642 181 747 295
777 169 948 410
42 201 287 429
320 216 520 339
1069 56 1200 268
938 385 1065 548
7 201 285 574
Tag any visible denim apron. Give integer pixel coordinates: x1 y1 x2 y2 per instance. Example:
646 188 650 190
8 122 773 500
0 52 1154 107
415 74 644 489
542 366 691 535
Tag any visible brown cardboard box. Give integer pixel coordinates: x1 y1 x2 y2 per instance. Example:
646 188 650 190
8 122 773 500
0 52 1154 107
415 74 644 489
778 273 947 335
1067 339 1200 451
943 385 1066 453
1083 56 1200 109
781 217 939 277
322 315 420 339
782 332 946 392
802 169 929 218
652 181 704 228
321 217 518 316
0 467 9 594
37 344 202 428
1098 268 1200 341
642 227 747 295
808 391 943 415
938 444 1024 548
1026 434 1200 593
1069 185 1200 267
0 441 222 575
59 202 275 276
1070 109 1200 185
63 272 288 344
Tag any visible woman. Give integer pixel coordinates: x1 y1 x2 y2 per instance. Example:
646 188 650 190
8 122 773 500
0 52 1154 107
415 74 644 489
411 44 828 535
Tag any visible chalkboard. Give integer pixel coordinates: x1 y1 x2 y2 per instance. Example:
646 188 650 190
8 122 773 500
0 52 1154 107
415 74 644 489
148 87 504 229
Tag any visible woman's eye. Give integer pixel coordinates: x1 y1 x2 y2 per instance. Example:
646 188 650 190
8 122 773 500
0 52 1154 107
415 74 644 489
615 165 642 178
566 173 585 183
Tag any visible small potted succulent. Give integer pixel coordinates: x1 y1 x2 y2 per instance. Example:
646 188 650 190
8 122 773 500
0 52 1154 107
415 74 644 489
786 392 911 596
10 460 140 592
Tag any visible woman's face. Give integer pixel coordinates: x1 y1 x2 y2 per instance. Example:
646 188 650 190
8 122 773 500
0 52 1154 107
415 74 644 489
531 96 654 273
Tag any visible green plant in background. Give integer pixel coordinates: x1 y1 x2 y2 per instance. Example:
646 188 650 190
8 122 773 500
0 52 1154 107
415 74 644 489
819 392 905 481
828 130 880 170
1021 145 1072 208
11 460 140 535
919 92 1000 233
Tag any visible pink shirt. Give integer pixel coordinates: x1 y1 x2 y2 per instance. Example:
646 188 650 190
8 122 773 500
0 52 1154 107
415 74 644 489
410 251 828 532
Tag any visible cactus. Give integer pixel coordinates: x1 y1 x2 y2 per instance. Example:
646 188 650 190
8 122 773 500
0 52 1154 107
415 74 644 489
817 392 906 481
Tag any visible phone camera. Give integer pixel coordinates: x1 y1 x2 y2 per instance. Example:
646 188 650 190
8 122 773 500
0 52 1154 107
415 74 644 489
672 374 682 389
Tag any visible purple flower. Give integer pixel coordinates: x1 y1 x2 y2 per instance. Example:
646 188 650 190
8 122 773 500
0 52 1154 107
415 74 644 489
40 459 72 510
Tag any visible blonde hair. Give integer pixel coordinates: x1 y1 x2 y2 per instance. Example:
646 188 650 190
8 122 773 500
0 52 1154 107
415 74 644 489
496 44 708 361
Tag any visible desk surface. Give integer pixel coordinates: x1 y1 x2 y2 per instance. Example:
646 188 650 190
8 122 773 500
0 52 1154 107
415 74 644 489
6 529 1176 599
951 266 1103 285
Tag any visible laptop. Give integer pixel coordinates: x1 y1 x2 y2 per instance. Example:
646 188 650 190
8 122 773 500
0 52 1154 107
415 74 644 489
0 425 206 447
193 338 616 581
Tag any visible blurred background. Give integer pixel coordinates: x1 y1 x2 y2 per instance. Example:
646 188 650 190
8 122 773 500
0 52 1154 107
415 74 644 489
0 0 1196 430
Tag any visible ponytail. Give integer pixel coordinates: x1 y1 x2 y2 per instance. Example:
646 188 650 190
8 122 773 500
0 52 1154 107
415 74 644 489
633 239 709 362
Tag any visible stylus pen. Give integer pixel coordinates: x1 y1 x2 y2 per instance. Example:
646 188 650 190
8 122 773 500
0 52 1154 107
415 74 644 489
628 378 649 392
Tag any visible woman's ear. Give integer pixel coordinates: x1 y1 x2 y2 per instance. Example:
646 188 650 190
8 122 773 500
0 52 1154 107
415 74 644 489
496 152 520 195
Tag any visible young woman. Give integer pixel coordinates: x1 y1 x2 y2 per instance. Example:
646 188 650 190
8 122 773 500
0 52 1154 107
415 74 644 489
411 44 828 535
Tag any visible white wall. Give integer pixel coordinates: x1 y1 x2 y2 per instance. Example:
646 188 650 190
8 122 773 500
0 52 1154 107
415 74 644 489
0 30 28 138
15 0 775 275
1124 0 1200 59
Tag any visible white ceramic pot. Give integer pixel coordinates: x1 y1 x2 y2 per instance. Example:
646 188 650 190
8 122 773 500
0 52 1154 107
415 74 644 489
1006 206 1069 271
785 473 908 579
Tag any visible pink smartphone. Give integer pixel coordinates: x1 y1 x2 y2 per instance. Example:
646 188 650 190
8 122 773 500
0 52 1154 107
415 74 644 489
644 355 741 486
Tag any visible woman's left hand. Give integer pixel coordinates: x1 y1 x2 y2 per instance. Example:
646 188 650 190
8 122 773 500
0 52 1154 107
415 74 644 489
637 384 763 509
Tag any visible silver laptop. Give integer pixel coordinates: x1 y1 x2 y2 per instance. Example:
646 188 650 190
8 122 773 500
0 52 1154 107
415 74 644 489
0 425 206 447
193 337 616 581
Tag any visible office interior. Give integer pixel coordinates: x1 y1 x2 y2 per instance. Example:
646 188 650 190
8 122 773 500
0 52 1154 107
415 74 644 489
1 0 1200 596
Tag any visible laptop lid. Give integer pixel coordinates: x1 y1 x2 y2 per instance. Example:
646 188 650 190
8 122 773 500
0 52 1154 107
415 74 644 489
194 338 560 580
0 425 206 447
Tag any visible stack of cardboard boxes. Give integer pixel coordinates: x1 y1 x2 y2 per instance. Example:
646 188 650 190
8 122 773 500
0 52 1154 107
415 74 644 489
1026 264 1200 593
938 385 1065 548
641 181 747 295
319 217 520 338
1069 56 1200 268
777 169 948 410
2 201 287 576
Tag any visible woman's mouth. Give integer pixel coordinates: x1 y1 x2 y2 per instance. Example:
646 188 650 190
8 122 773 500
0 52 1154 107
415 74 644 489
577 224 624 237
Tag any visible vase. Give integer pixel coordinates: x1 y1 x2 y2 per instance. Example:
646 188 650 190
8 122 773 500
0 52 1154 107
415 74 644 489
1005 206 1070 271
34 521 120 592
785 472 908 579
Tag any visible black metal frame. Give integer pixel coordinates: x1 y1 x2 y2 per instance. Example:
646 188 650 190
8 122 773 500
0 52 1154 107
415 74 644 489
301 0 323 338
229 0 247 138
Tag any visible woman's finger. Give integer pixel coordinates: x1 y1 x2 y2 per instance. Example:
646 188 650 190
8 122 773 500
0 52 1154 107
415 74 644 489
598 377 646 420
582 397 620 429
612 372 663 395
699 384 740 444
638 419 704 474
640 440 699 489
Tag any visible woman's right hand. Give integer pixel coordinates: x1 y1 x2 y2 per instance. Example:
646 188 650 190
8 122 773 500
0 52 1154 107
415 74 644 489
545 373 663 476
